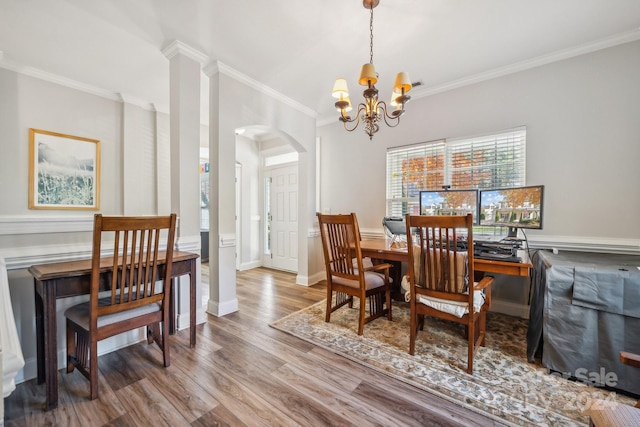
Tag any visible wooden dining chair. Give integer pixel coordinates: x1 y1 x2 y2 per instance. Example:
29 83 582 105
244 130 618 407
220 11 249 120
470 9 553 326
64 213 177 400
588 351 640 426
405 213 493 374
317 212 392 335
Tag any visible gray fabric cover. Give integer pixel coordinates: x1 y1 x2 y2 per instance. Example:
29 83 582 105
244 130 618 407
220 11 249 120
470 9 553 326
527 250 640 395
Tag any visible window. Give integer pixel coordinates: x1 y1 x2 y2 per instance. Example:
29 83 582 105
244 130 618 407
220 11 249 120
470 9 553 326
386 127 526 216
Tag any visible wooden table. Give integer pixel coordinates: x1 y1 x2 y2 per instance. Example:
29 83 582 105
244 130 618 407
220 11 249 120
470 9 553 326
360 239 532 277
28 250 199 410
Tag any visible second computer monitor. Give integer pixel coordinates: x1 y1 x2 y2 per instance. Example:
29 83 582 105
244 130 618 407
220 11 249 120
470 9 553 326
419 189 479 224
478 185 544 231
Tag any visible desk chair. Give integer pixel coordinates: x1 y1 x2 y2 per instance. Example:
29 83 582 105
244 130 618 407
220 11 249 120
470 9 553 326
317 213 392 335
405 213 493 374
64 214 177 400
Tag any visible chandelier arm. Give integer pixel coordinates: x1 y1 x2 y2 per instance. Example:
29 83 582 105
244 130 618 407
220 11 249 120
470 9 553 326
341 104 366 132
377 101 402 128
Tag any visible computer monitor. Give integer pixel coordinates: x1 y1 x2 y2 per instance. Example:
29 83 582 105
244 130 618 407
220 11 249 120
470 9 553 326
418 189 479 224
478 185 544 237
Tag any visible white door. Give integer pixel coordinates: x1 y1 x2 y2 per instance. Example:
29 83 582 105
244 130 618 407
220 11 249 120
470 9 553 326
268 164 298 272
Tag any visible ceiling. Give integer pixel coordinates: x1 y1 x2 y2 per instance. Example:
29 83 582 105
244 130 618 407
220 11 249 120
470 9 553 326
1 0 639 129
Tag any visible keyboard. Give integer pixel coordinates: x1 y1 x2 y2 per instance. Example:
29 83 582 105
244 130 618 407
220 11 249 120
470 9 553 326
473 241 522 263
474 252 522 263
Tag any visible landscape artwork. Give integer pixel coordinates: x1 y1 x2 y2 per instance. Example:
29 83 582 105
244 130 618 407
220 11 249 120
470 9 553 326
29 128 100 210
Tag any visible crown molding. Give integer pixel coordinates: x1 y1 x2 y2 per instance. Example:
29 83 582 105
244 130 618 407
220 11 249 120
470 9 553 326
0 54 121 102
318 28 640 125
204 60 318 119
118 92 156 111
411 28 640 100
161 40 209 64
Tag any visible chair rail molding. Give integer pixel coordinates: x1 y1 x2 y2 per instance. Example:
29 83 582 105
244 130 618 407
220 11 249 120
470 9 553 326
0 216 94 235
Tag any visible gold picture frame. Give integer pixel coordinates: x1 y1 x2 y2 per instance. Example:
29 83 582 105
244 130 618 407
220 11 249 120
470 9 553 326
28 128 101 210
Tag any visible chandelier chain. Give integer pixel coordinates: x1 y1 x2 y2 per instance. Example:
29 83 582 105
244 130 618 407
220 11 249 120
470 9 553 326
369 6 374 65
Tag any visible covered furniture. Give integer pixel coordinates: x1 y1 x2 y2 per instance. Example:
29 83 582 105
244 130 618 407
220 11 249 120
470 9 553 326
64 213 177 400
527 250 640 396
317 212 392 335
1 257 25 398
405 214 493 374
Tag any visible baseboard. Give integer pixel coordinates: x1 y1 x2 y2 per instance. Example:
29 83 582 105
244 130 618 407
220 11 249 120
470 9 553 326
207 298 239 317
297 270 325 286
238 260 262 271
490 299 530 319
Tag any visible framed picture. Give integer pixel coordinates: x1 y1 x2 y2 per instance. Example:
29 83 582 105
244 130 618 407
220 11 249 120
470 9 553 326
29 128 101 210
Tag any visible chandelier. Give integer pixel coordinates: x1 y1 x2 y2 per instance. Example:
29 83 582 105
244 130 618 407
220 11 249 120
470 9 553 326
332 0 412 140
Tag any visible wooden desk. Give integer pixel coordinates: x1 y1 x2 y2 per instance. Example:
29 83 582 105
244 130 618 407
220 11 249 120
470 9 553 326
360 239 532 277
28 250 198 410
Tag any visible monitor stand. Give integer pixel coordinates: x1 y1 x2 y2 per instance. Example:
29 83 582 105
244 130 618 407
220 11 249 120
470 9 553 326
506 226 518 239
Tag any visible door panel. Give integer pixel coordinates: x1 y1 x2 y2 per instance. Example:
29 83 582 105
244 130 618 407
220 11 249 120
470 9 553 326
269 165 298 272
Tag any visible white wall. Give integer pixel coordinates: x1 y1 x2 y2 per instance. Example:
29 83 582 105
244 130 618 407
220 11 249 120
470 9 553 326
318 40 640 246
0 69 185 384
316 40 640 313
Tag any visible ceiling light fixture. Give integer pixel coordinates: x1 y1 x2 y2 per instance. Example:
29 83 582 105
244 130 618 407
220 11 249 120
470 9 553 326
332 0 412 140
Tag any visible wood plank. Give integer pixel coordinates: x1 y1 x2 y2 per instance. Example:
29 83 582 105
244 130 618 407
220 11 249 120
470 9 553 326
4 265 504 426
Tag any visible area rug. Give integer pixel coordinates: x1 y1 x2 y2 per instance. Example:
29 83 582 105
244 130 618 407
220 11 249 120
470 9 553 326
270 300 636 427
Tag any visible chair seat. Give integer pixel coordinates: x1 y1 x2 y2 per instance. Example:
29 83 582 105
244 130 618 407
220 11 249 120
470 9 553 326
331 271 386 290
65 298 161 330
589 402 640 426
417 289 486 318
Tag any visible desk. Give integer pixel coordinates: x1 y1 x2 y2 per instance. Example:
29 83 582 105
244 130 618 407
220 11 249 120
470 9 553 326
28 250 198 410
360 239 532 277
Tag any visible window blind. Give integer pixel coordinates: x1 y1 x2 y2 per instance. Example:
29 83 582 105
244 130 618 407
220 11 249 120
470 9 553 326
386 128 526 216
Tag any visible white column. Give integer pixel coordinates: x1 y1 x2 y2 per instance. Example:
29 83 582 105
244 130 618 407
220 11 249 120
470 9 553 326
162 40 208 327
203 62 239 317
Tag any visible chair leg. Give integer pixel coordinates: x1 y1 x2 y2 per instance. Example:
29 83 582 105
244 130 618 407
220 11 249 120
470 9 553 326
66 320 76 373
467 320 475 374
325 290 332 323
89 339 99 400
479 311 487 346
409 307 417 355
357 297 365 335
161 320 170 367
386 289 392 321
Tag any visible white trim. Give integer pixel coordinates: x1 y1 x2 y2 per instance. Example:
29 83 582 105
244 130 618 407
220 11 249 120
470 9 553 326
527 235 640 255
317 28 640 126
207 298 239 317
204 60 317 119
238 260 263 271
298 270 326 286
161 40 209 64
0 216 94 235
219 233 236 248
490 299 529 319
0 54 121 102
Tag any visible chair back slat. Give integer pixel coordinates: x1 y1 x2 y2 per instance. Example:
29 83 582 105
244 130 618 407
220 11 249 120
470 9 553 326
318 213 362 279
406 214 473 298
90 214 177 322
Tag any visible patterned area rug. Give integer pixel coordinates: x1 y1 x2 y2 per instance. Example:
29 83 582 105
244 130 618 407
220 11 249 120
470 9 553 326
270 300 636 427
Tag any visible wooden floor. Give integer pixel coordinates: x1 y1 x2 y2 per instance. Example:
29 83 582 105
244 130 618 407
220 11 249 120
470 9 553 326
4 266 505 427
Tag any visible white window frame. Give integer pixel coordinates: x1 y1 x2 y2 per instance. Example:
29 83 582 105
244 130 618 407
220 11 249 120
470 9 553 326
386 127 526 217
